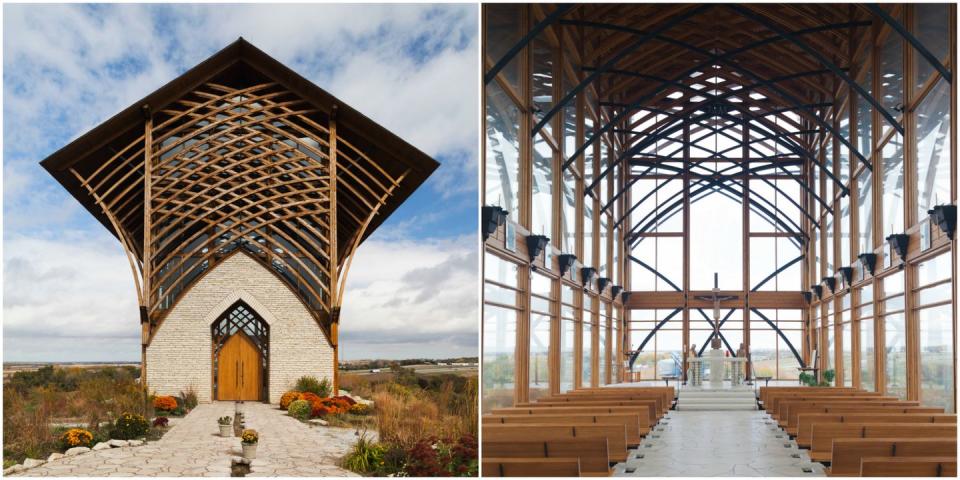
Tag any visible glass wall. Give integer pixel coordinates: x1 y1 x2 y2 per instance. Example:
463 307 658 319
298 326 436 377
582 293 594 387
559 284 576 393
483 253 519 411
529 273 552 401
915 254 954 412
882 271 906 399
856 283 875 391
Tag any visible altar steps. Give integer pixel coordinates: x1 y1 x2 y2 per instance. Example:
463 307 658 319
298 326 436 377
676 389 757 411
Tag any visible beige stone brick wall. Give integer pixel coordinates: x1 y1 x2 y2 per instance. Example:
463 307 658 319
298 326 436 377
145 252 334 404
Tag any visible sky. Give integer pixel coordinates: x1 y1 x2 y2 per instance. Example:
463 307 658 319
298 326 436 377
2 3 479 362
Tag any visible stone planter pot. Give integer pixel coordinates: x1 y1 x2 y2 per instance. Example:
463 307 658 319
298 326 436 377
241 443 257 459
219 425 233 437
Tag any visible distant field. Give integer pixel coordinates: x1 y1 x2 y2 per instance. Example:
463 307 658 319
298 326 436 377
345 363 478 377
3 362 140 381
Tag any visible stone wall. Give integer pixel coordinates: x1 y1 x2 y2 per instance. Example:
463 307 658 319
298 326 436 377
145 252 334 404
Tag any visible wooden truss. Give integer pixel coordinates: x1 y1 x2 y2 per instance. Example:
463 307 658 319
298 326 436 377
42 40 438 391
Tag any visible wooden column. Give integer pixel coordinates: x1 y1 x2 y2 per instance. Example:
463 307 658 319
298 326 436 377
329 105 339 396
142 106 153 393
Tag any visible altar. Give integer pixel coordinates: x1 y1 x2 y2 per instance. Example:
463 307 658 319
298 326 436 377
687 350 747 388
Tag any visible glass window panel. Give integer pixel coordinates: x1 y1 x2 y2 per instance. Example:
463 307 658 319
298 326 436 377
582 319 593 387
584 194 594 268
914 4 950 90
690 190 743 289
484 4 523 91
485 252 518 287
485 82 520 217
531 37 554 138
884 310 907 399
915 79 951 218
860 315 876 391
857 65 873 161
857 170 873 253
839 194 851 267
841 321 852 387
779 329 802 380
598 315 608 384
561 167 576 253
750 325 778 378
530 312 551 401
881 134 904 240
482 305 516 412
919 303 955 413
655 329 682 379
880 25 903 135
532 133 554 237
559 318 575 392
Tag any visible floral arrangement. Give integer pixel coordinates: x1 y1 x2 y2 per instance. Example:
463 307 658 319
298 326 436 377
218 416 233 425
111 412 150 440
241 429 259 445
288 399 311 420
60 428 94 449
153 395 178 412
152 416 170 428
279 391 303 409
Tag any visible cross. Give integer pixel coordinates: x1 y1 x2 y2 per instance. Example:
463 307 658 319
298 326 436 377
694 273 738 349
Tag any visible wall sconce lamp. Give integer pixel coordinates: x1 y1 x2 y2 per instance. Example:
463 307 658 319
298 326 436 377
597 277 611 292
525 235 549 264
886 233 910 260
858 253 877 276
481 206 508 241
836 267 853 288
802 292 812 303
821 276 836 293
621 291 631 304
581 267 596 287
928 204 956 239
811 285 823 299
558 254 577 277
611 285 623 298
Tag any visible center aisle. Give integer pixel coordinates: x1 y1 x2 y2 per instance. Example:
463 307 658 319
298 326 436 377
614 410 826 477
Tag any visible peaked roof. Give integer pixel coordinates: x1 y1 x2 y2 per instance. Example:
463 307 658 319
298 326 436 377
40 38 439 252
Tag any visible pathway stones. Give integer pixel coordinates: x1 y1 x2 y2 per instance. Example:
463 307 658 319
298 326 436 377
12 402 359 477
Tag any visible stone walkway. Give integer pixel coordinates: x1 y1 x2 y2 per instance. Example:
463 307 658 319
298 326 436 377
613 410 826 477
15 402 360 477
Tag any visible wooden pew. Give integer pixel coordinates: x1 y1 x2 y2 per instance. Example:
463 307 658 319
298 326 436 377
483 413 646 445
827 438 957 476
760 386 857 403
543 394 667 416
482 423 630 462
492 406 653 429
770 393 887 419
565 387 674 408
517 400 659 424
483 439 612 477
775 397 900 423
796 413 954 448
760 387 859 408
765 390 874 413
809 423 958 463
860 457 957 477
785 405 942 435
482 457 582 477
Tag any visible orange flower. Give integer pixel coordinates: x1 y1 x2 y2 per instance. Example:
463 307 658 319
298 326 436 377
279 391 303 409
153 395 178 412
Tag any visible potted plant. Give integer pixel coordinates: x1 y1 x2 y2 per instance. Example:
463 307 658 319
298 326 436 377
241 429 258 459
218 416 233 437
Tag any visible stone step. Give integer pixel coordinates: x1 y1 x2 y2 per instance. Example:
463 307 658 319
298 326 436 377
677 403 758 411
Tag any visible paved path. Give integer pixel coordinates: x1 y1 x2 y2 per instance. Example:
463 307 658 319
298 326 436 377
614 410 826 477
16 402 360 477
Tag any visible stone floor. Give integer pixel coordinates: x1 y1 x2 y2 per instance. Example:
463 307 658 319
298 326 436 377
613 410 827 477
15 402 360 477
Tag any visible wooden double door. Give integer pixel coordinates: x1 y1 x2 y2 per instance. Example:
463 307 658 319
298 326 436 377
216 332 262 401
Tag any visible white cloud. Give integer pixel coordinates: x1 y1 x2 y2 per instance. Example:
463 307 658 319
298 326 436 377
2 4 479 361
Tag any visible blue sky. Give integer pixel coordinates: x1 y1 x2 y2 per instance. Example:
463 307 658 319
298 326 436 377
3 3 479 362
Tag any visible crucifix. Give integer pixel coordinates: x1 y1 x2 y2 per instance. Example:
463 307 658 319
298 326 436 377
694 273 738 350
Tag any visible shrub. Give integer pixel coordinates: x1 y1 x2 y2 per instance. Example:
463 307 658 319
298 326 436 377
60 428 94 449
179 387 198 410
279 391 303 409
153 395 178 412
349 403 372 415
295 376 331 397
404 438 444 476
288 399 311 420
300 392 322 405
152 417 169 428
241 429 258 445
111 412 150 440
311 402 334 417
342 434 385 474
